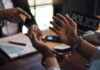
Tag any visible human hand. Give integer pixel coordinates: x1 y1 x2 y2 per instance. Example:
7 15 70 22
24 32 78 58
27 25 43 40
27 28 54 55
0 7 31 23
50 13 79 47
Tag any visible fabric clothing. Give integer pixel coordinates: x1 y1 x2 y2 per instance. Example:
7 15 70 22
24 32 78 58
2 0 13 9
88 48 100 70
0 0 37 37
88 59 100 70
0 0 4 9
1 0 18 36
2 21 18 36
90 48 100 62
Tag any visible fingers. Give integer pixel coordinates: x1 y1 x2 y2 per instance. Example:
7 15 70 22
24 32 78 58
53 13 70 30
49 27 59 34
29 25 42 41
28 29 38 44
65 14 77 27
50 21 61 30
19 14 27 22
50 14 67 31
37 29 43 40
27 29 33 40
31 31 38 42
2 8 31 23
53 16 64 27
27 27 36 41
16 7 31 19
50 13 70 35
33 30 40 41
55 13 69 25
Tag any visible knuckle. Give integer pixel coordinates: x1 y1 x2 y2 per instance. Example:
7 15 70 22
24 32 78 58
16 7 20 10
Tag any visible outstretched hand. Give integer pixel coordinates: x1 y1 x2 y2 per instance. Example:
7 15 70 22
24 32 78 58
27 29 54 55
0 7 31 23
28 25 43 40
50 13 79 47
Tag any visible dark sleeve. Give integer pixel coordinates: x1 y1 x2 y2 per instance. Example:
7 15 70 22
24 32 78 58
90 48 100 62
17 0 37 27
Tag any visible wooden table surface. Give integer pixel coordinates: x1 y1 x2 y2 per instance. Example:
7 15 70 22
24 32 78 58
0 29 88 70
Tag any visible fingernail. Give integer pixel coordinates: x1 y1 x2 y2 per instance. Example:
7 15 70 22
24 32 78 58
66 14 69 17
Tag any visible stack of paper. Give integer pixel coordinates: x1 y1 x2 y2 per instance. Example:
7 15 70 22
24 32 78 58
0 33 37 59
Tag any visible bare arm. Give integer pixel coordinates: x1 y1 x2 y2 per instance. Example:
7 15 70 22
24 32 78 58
75 37 96 60
50 13 97 61
0 8 31 23
45 56 60 69
27 30 60 69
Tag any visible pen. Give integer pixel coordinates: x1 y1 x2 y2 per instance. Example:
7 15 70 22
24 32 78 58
8 41 26 46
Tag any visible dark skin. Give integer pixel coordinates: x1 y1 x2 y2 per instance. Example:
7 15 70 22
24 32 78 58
28 13 97 69
50 13 96 60
0 7 42 38
27 28 54 55
50 13 78 47
27 29 59 68
0 7 31 23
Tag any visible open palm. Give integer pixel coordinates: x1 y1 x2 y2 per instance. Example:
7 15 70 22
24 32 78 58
50 13 78 47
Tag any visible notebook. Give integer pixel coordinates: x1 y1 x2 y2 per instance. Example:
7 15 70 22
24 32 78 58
70 12 100 36
0 33 37 59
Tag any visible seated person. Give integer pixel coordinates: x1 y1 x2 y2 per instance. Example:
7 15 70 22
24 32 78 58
0 8 31 23
0 0 41 37
0 7 31 65
28 13 100 70
0 8 31 37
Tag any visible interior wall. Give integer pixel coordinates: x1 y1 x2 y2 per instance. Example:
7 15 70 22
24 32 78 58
62 0 99 17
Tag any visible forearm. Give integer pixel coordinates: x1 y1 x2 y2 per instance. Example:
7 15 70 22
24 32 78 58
45 56 60 68
76 37 97 60
44 56 60 70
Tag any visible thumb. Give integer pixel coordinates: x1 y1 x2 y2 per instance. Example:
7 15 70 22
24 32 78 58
19 14 27 22
16 7 31 19
31 32 38 43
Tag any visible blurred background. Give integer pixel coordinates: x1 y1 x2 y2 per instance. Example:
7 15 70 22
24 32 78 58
23 0 53 33
23 0 100 33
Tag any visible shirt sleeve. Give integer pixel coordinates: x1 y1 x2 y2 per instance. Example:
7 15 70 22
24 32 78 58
90 47 100 62
47 67 61 70
88 47 100 70
88 59 100 70
17 0 37 27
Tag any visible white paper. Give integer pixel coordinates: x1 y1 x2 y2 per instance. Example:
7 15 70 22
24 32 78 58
0 33 37 59
54 44 70 50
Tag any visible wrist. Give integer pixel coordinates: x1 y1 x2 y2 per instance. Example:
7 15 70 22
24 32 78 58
42 50 56 67
67 35 80 46
44 56 59 68
71 36 83 50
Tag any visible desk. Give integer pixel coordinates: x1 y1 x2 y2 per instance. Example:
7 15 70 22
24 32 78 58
0 29 88 70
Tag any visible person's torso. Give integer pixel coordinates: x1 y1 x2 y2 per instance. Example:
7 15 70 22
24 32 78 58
0 0 19 37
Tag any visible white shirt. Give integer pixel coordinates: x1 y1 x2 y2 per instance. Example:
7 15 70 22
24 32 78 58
1 0 18 36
